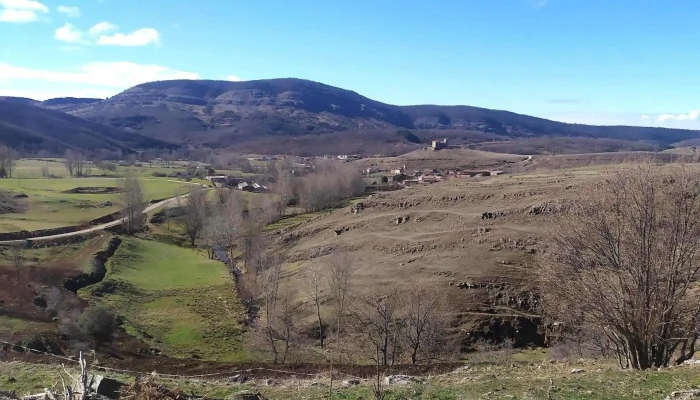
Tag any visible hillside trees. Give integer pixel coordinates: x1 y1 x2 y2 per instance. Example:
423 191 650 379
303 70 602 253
115 172 145 234
539 161 700 369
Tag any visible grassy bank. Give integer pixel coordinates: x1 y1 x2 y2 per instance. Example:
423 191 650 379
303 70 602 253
82 237 247 361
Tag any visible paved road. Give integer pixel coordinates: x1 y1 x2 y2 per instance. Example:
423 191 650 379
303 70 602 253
0 193 191 245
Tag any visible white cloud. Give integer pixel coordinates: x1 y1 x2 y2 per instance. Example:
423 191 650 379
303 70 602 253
543 111 700 130
0 87 114 100
0 61 199 100
54 22 85 43
88 21 117 35
225 75 241 82
97 28 160 46
0 0 48 23
56 5 79 17
658 110 700 122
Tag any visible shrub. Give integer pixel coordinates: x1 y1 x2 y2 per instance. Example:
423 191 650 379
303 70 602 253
78 306 118 346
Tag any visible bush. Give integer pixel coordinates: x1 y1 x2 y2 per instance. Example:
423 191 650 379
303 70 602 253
152 172 168 177
78 306 118 346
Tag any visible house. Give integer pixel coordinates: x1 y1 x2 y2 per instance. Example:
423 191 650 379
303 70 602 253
237 181 268 192
432 138 448 151
237 182 255 191
252 183 268 193
365 167 379 175
418 175 442 183
391 164 406 176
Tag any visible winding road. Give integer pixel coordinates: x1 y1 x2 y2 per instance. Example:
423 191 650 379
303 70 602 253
0 193 192 245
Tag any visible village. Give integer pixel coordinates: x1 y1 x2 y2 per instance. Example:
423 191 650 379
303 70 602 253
179 138 506 192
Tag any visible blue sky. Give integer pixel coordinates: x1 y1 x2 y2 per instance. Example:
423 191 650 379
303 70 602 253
1 0 699 128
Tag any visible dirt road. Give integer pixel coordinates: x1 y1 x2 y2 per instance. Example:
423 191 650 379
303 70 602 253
0 193 191 245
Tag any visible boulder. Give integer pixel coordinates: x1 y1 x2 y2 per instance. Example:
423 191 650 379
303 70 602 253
666 390 700 399
90 375 125 399
384 375 420 385
343 379 361 386
569 368 585 374
0 391 18 400
229 374 248 384
231 392 267 400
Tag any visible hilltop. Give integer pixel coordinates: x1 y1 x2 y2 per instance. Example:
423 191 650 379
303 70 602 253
9 78 697 155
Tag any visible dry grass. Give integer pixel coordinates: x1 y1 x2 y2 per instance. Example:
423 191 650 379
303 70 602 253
4 359 700 399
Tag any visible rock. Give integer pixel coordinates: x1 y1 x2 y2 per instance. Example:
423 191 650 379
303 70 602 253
90 375 125 399
570 368 585 374
32 296 47 308
229 374 248 384
394 215 409 225
384 375 420 385
682 359 700 365
231 392 267 400
343 379 361 386
13 193 28 199
309 382 325 387
0 391 18 400
264 379 277 386
666 390 700 399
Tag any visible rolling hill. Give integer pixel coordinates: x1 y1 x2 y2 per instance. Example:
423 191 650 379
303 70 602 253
4 78 700 155
0 99 172 154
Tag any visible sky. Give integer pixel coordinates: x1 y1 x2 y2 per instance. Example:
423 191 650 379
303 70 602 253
1 0 700 129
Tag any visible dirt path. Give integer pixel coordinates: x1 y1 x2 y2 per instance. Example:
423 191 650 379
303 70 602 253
0 193 191 245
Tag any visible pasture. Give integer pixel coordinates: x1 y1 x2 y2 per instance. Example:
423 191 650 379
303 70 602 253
85 237 247 361
0 177 197 232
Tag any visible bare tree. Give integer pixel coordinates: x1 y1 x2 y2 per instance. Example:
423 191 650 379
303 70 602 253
208 192 243 272
257 261 304 363
275 168 297 207
40 163 50 178
9 242 24 283
305 263 326 349
115 172 145 234
240 196 269 273
353 287 402 366
539 160 700 369
0 145 16 178
74 152 85 177
326 254 355 340
64 149 75 177
178 186 209 246
399 283 444 364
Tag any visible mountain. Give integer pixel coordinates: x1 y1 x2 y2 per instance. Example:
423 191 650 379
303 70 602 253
0 99 171 154
13 78 700 155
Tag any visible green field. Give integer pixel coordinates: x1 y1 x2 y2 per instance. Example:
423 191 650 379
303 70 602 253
0 177 197 232
84 237 247 361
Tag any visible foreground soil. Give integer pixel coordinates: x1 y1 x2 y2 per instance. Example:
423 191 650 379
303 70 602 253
3 357 700 400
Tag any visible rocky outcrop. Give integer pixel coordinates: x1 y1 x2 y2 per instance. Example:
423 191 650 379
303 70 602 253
465 316 545 349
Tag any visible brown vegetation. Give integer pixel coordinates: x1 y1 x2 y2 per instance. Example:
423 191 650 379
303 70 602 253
539 161 700 369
